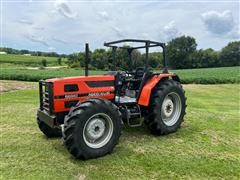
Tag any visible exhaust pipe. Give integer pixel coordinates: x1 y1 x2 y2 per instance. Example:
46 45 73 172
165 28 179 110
85 43 89 76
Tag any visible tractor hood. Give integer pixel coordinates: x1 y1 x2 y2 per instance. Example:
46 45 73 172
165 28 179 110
46 75 115 83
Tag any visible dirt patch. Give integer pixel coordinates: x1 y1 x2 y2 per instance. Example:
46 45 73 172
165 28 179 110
76 174 86 180
0 80 37 93
26 66 67 70
133 146 146 154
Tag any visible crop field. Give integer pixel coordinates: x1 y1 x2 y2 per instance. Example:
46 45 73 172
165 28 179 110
0 54 67 66
0 65 239 84
174 66 240 84
1 81 239 179
0 68 105 81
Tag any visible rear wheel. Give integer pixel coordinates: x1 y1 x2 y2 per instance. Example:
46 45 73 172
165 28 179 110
63 98 122 159
145 80 186 135
37 118 62 138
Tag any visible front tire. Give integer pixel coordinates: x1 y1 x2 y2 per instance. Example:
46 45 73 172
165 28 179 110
63 98 122 159
145 80 186 135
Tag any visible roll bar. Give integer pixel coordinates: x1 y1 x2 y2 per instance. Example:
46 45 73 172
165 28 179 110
84 39 168 76
104 39 167 71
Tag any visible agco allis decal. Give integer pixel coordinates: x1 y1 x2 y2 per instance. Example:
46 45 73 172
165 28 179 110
63 92 111 99
88 92 110 97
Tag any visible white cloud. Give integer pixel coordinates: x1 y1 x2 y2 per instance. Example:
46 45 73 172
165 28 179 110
159 21 181 42
54 0 77 19
201 10 238 38
17 19 33 25
23 34 49 47
98 11 111 21
110 26 125 38
52 37 68 44
48 47 56 51
33 26 45 31
4 1 239 53
228 28 240 39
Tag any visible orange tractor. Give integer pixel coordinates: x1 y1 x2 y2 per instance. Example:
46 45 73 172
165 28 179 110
37 39 186 159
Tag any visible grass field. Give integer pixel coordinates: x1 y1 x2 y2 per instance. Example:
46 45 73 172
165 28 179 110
0 54 67 66
0 65 239 84
1 82 239 179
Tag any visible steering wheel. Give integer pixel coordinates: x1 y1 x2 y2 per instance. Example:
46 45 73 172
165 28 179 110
135 67 145 79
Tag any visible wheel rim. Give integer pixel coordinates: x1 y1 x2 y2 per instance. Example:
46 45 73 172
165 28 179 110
83 113 113 149
161 92 182 126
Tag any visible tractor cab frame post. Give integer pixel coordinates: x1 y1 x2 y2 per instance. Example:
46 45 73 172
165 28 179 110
85 43 90 76
112 46 117 71
162 44 168 73
145 41 149 70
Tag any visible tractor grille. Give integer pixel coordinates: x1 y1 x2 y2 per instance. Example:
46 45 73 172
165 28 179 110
39 80 53 114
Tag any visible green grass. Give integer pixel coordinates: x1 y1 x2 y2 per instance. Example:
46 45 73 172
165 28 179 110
1 83 239 179
0 66 239 84
0 54 67 66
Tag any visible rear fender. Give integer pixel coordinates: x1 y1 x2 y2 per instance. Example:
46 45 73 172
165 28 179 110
138 74 178 106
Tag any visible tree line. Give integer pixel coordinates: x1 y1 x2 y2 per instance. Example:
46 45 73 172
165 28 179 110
68 36 239 70
167 36 239 69
0 47 68 58
1 36 239 70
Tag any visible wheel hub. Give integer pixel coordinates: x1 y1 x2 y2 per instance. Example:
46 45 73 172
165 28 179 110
162 98 174 117
86 118 105 140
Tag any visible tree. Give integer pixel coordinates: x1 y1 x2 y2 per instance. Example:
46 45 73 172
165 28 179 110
190 48 219 68
20 49 29 54
219 41 240 67
68 53 80 68
131 50 142 68
57 57 62 65
91 49 108 70
167 36 197 69
114 48 129 70
78 52 86 67
148 52 163 69
41 59 47 67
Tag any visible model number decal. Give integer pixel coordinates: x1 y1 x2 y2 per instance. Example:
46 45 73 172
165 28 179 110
65 94 78 99
88 92 110 97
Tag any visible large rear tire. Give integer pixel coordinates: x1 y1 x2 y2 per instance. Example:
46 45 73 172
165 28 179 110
145 80 186 135
37 118 62 138
63 98 122 159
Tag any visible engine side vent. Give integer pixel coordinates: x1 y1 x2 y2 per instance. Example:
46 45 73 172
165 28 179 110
64 84 79 92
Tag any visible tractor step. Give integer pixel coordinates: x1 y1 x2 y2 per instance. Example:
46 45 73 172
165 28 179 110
127 117 144 127
125 104 143 127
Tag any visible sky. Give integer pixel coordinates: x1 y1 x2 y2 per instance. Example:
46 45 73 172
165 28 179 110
1 0 239 54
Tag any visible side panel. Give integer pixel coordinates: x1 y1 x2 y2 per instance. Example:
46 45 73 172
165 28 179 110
51 75 115 112
138 74 176 106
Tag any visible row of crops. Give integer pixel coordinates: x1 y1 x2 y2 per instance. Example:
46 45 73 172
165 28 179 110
0 54 67 66
0 65 239 84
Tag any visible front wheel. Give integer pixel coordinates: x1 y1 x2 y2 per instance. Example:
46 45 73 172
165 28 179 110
63 98 122 159
145 80 186 135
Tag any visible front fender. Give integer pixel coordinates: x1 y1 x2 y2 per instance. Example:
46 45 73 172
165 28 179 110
138 73 178 106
